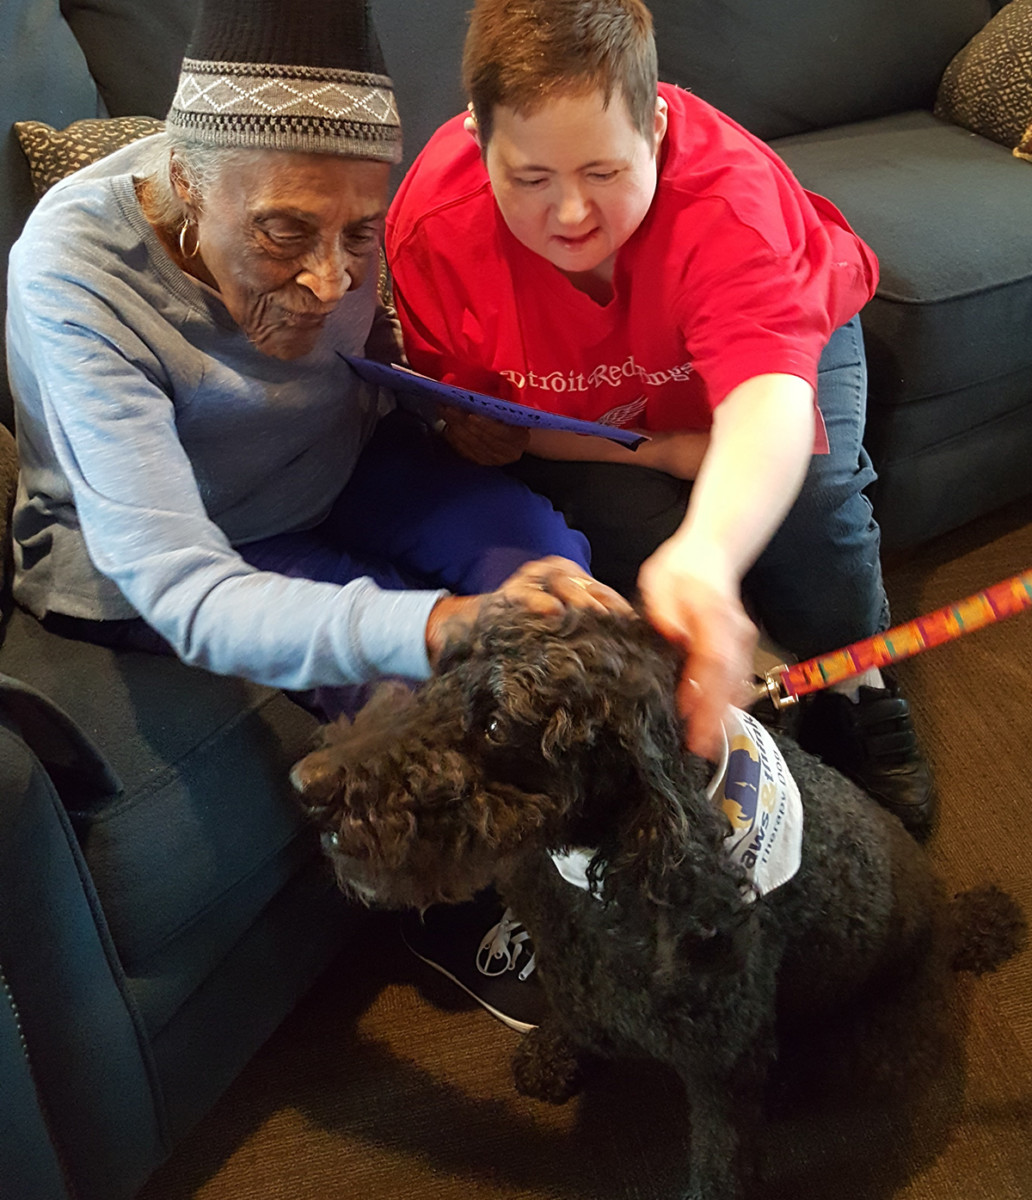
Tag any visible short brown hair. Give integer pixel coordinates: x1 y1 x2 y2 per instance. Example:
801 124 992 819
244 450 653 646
462 0 658 147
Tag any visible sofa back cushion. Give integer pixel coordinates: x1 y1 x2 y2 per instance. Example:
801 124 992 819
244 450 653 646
59 0 472 185
0 0 98 430
60 0 199 119
654 0 1001 140
53 0 1002 172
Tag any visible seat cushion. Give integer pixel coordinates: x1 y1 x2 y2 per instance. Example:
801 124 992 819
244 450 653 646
0 606 332 1034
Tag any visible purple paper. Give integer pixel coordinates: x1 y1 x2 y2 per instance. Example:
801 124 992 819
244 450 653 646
343 356 648 449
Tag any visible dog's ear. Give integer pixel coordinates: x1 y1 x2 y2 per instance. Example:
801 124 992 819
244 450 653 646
539 699 611 760
600 672 744 917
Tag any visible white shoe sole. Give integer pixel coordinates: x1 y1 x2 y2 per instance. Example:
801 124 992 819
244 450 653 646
401 937 540 1034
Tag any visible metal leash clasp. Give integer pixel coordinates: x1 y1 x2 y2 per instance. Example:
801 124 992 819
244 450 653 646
748 664 796 711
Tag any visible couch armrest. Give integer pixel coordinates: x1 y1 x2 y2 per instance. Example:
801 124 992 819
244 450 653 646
0 424 18 605
0 966 75 1200
0 699 171 1200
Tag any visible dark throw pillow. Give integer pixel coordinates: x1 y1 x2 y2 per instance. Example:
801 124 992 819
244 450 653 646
935 0 1032 156
13 115 165 198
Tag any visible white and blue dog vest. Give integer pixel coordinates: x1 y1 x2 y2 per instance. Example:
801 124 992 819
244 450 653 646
551 706 803 900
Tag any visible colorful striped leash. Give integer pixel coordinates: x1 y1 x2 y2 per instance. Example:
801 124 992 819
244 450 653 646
752 568 1032 710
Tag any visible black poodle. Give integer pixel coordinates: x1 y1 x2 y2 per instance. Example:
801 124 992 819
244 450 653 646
292 606 1026 1200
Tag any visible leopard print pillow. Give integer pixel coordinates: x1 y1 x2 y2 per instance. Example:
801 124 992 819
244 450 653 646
934 0 1032 155
14 116 165 199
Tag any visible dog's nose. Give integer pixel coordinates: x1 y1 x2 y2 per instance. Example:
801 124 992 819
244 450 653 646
290 755 324 794
291 747 344 800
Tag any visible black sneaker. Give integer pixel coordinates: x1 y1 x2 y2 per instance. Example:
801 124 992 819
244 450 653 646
797 675 937 840
399 890 546 1033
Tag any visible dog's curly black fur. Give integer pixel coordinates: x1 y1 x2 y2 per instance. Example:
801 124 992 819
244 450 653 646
292 606 1026 1200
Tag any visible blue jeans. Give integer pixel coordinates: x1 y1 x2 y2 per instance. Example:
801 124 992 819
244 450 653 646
744 315 889 658
508 316 889 660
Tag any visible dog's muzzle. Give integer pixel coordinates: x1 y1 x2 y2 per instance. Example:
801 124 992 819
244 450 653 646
319 832 382 904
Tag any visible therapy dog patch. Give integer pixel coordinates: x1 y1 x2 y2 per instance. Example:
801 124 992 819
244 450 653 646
705 706 803 897
551 706 803 899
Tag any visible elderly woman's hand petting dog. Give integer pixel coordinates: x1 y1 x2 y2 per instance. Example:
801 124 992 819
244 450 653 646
425 556 632 668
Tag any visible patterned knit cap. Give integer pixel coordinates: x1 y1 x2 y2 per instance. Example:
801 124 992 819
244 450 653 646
166 0 401 162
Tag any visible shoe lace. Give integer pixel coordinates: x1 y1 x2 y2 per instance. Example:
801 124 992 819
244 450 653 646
476 907 536 981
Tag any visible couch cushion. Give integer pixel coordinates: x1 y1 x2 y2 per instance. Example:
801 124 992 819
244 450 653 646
59 0 198 119
775 109 1032 547
0 425 17 599
0 703 169 1200
653 0 998 140
935 0 1032 152
0 606 329 1033
14 115 164 198
371 0 469 185
775 111 1032 406
0 0 99 431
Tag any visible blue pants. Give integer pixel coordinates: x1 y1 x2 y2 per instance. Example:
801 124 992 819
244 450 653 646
508 316 888 660
50 411 589 718
240 409 590 592
744 315 888 658
242 411 590 718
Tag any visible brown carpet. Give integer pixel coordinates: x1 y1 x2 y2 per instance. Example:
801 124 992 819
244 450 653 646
138 497 1032 1200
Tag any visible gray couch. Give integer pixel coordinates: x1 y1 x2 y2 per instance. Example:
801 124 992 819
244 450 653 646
1 2 1028 1199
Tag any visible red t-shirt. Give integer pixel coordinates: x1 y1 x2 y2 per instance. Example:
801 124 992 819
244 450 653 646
386 83 878 446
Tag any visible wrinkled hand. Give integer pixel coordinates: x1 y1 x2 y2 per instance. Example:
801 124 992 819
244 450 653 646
426 557 632 668
637 539 758 761
439 405 531 466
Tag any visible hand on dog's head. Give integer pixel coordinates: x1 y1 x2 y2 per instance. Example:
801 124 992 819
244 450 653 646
292 604 721 909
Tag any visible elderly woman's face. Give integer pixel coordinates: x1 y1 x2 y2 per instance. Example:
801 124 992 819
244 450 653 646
184 151 391 359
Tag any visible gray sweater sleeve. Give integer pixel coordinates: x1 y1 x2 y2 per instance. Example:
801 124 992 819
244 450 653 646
8 212 443 689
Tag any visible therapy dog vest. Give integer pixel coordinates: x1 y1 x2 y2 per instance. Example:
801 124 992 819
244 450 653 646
551 706 803 899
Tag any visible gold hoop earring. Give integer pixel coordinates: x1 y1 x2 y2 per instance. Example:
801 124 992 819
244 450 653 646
178 219 200 260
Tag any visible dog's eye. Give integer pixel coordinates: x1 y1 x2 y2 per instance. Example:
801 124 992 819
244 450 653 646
484 717 506 745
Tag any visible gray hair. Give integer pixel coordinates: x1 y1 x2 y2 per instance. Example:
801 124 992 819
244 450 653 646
135 131 265 231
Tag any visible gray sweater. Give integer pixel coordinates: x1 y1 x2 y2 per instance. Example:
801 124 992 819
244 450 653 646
6 137 442 688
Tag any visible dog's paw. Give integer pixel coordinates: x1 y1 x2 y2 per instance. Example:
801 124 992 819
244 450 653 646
511 1026 584 1104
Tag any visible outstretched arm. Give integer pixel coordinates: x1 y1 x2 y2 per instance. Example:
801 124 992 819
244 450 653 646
638 373 815 759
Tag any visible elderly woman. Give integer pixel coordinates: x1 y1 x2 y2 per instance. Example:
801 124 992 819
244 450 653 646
6 0 625 711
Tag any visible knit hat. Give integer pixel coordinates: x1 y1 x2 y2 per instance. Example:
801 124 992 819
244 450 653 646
166 0 401 162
